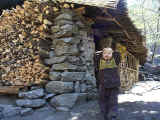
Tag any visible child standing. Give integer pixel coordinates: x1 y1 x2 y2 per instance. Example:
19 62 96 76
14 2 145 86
94 48 121 120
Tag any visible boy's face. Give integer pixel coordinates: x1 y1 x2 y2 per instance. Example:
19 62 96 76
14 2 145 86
102 49 113 60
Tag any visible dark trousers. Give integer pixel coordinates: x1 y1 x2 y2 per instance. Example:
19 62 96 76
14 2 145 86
98 85 119 120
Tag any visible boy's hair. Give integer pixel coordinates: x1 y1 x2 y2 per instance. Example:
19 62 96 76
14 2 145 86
102 47 113 53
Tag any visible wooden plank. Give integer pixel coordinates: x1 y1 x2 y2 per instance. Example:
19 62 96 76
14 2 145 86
96 16 114 21
74 7 86 14
56 0 120 8
0 86 24 94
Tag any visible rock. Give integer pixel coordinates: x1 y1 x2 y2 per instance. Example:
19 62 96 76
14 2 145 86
0 112 3 119
20 108 33 116
55 19 74 26
148 74 154 78
153 76 160 81
143 62 155 72
76 93 87 104
87 92 99 100
52 42 69 55
54 43 79 56
61 72 85 82
60 24 74 33
51 25 60 33
51 62 78 71
60 24 75 33
30 86 42 90
139 73 146 81
44 93 56 100
50 93 79 109
55 12 72 21
36 105 54 112
0 104 13 108
45 81 74 94
44 56 67 65
67 56 84 65
18 88 44 99
53 26 77 38
49 51 55 58
153 76 158 80
150 66 160 75
76 21 85 28
85 73 97 87
2 106 21 118
145 78 154 81
56 107 70 112
44 112 71 120
61 24 78 34
85 85 94 92
49 72 61 81
81 39 95 62
152 56 160 66
0 107 3 112
74 81 81 93
80 83 88 92
53 37 80 46
16 99 46 108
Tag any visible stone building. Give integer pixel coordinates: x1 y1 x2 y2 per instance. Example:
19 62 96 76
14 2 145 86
0 0 147 111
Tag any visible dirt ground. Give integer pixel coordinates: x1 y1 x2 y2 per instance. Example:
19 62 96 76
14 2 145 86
1 81 160 120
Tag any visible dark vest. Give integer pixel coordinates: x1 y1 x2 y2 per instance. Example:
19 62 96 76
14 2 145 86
94 51 121 88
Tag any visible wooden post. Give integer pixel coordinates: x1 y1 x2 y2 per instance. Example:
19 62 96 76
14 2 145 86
136 59 139 82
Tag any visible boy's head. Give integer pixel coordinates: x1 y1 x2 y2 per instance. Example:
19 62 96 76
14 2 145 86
102 47 113 60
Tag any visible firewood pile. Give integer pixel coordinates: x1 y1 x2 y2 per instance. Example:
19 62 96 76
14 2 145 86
0 1 66 86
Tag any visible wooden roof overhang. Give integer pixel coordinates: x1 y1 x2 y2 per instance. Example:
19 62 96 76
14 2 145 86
94 10 147 54
74 5 148 64
67 2 147 64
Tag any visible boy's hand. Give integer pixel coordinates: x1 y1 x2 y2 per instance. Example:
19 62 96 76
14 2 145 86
95 51 102 54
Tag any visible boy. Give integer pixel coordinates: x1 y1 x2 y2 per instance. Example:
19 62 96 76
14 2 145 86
94 47 121 120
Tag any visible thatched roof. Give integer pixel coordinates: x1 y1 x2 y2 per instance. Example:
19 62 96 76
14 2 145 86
56 0 120 8
65 0 147 64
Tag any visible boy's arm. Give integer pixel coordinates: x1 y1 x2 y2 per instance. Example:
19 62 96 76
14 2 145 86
94 52 102 72
113 51 121 66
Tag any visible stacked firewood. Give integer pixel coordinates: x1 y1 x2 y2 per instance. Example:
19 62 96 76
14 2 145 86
0 1 61 86
0 0 88 86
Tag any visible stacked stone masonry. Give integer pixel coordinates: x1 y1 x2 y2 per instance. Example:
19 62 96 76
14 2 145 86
44 9 98 110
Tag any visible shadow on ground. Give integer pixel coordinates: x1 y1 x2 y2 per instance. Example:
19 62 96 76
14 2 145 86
118 101 160 120
1 100 160 120
68 100 160 120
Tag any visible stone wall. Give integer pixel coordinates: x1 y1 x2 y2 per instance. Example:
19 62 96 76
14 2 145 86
43 9 98 110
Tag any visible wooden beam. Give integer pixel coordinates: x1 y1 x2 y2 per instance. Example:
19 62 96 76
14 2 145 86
56 0 120 9
73 7 86 15
105 30 124 33
0 86 24 94
96 16 114 21
98 8 132 40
